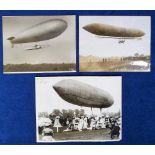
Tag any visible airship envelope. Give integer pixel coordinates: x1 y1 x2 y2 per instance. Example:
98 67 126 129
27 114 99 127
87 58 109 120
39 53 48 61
83 23 145 38
53 79 114 108
7 19 68 45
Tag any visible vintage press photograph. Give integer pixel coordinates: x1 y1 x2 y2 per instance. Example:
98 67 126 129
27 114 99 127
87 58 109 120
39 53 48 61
35 76 122 142
3 16 76 73
79 16 151 72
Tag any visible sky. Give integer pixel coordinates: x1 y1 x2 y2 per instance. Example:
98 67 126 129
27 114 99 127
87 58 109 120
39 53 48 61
35 76 122 116
79 16 151 57
3 16 76 64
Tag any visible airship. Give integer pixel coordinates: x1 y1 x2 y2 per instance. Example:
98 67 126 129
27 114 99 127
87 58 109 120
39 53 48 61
83 23 145 43
53 79 114 111
7 19 68 48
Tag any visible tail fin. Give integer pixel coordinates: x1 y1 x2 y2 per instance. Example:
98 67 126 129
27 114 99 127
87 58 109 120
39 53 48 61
7 37 15 48
11 43 14 48
7 36 15 41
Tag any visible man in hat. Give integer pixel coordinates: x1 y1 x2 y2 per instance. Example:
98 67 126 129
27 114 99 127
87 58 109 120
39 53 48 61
42 124 55 141
110 122 120 139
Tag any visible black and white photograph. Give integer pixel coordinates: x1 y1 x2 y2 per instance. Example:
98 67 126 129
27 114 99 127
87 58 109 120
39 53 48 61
80 16 151 72
35 76 122 142
3 16 76 73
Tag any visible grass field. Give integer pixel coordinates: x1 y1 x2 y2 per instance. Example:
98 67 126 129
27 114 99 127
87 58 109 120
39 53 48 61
80 60 150 72
4 63 76 72
39 127 119 141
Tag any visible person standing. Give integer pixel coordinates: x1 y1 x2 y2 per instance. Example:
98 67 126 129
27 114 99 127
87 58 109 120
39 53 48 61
101 116 106 128
83 116 88 129
89 117 96 130
110 122 120 139
78 116 84 131
53 116 62 128
53 116 62 133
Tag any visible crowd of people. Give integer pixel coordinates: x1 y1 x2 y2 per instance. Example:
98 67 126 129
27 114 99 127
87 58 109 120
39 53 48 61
38 114 121 141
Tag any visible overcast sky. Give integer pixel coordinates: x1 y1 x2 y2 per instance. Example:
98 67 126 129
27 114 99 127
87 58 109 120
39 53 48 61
35 76 122 116
80 16 151 57
3 16 76 64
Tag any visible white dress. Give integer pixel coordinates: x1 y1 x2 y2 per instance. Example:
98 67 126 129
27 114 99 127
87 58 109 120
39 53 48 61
83 117 88 129
100 118 106 128
90 118 96 129
78 118 84 131
53 116 62 127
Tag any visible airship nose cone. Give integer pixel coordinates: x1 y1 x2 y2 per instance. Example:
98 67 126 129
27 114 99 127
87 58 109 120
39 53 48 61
62 20 68 28
110 94 114 104
53 81 64 94
55 19 68 32
83 25 89 31
110 99 114 106
103 94 114 108
82 24 95 34
141 31 145 36
53 85 59 92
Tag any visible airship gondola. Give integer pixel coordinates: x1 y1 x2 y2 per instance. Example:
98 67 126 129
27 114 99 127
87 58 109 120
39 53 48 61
7 19 68 48
25 44 42 51
53 79 114 114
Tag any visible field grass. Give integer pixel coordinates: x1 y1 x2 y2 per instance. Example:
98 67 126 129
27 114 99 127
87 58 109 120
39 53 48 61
39 127 119 141
4 63 76 72
80 60 150 72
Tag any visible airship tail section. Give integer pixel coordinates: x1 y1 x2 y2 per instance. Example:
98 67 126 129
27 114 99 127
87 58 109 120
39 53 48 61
7 36 15 41
7 36 15 48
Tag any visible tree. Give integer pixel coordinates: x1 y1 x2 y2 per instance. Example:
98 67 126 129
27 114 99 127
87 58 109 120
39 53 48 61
62 109 68 119
79 109 85 116
68 109 74 118
74 109 80 116
61 109 74 119
38 112 48 118
51 109 62 116
134 53 139 57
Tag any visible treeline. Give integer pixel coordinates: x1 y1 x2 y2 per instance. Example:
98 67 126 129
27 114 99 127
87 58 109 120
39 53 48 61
38 109 121 120
38 109 85 120
4 63 76 72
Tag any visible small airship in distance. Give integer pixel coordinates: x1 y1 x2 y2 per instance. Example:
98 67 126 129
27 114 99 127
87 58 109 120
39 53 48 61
7 19 68 49
83 23 145 43
53 79 114 113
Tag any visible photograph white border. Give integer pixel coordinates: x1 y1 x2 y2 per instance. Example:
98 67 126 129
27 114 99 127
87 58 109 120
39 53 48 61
79 15 151 72
2 15 77 74
35 76 122 143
